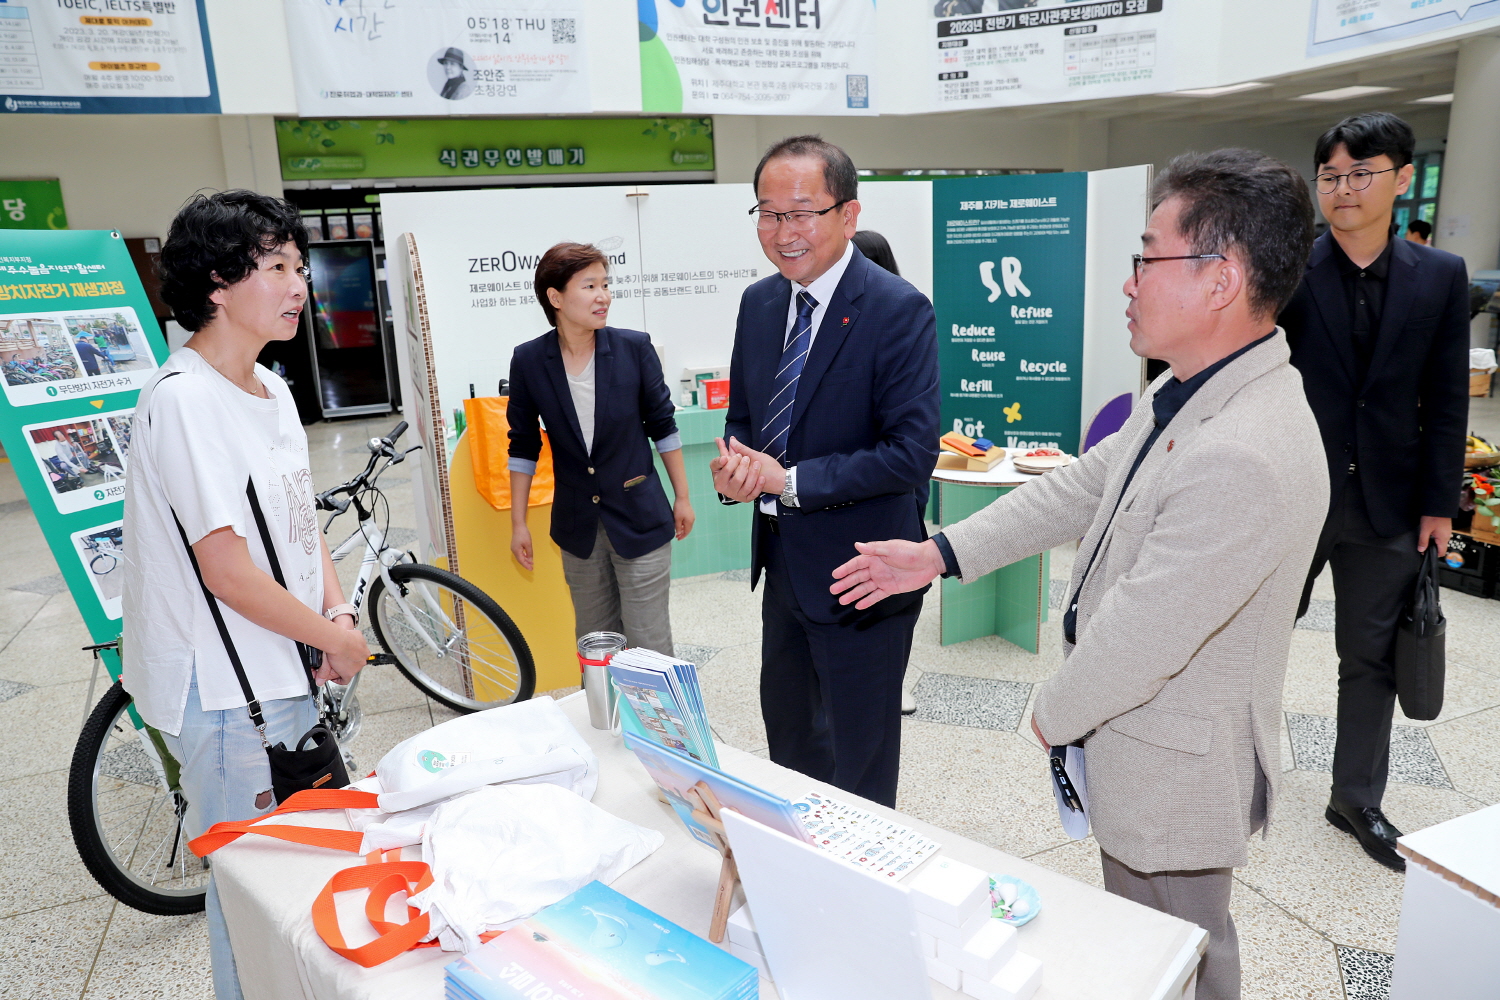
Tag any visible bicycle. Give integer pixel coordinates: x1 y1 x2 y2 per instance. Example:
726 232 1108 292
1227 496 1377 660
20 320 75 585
317 419 536 715
68 421 536 913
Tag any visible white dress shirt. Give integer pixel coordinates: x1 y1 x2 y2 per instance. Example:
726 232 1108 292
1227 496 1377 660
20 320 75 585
762 240 855 514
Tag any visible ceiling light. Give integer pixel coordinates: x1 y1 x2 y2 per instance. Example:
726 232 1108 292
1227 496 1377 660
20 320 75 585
1412 92 1454 104
1295 85 1397 101
1174 82 1270 97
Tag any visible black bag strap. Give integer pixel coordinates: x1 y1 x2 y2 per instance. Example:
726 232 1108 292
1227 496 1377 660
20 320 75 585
171 507 270 742
243 479 321 687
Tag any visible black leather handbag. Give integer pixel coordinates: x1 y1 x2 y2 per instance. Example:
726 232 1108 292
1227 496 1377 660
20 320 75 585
1394 544 1446 721
174 478 349 804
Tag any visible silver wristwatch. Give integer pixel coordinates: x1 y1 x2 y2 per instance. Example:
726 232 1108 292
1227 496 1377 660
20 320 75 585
779 469 799 508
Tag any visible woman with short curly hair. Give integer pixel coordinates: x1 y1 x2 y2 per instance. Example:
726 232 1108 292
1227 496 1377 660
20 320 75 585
122 190 368 1000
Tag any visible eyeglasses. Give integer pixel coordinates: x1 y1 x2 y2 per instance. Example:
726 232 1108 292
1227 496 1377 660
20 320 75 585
1314 167 1396 195
1131 253 1226 283
749 201 848 231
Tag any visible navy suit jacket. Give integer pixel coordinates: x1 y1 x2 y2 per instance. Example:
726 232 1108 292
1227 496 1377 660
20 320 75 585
1278 232 1470 537
507 327 677 560
725 246 941 624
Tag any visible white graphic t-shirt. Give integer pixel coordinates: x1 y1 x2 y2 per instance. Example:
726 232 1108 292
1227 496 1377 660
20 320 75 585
122 347 323 735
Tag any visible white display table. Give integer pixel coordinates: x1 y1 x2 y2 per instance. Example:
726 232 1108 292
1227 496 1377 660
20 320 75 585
213 693 1205 1000
1390 803 1500 999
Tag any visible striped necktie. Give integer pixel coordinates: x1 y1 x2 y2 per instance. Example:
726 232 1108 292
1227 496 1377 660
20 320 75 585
763 290 817 465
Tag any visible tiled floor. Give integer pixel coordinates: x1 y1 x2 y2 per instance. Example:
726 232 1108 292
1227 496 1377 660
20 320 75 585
2 400 1499 999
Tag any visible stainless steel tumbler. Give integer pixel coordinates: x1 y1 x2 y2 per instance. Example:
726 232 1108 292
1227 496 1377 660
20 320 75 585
577 631 625 731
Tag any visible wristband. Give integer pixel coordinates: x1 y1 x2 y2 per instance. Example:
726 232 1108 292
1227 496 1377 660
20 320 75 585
324 603 359 626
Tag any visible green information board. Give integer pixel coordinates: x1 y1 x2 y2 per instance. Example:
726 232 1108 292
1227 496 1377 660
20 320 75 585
276 117 715 182
0 180 68 231
931 173 1087 452
0 230 169 653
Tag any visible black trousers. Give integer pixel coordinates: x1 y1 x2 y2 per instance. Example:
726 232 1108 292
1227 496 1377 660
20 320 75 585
1300 480 1419 810
759 529 920 808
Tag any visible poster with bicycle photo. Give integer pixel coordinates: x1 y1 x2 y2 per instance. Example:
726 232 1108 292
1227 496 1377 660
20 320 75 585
0 306 157 407
0 228 168 649
70 520 124 620
21 408 133 515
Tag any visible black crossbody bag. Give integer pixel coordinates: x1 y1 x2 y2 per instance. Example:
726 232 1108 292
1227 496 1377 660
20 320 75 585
173 478 350 804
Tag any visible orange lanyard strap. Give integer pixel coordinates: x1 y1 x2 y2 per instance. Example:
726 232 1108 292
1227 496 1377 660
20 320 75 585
188 788 380 857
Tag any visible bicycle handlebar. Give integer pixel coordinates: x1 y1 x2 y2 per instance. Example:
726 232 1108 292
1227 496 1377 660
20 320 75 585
315 420 415 514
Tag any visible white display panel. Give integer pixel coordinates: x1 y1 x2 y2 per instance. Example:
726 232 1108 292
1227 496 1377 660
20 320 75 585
283 0 590 117
1081 164 1150 442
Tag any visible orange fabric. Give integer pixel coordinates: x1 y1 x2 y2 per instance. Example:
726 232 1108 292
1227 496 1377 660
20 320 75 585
311 861 437 967
465 397 554 511
188 788 378 857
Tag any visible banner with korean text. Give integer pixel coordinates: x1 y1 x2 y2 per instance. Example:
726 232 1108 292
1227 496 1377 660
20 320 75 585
0 230 168 643
932 173 1089 453
1307 0 1500 56
931 1 1171 111
283 0 589 117
0 0 218 115
639 0 878 114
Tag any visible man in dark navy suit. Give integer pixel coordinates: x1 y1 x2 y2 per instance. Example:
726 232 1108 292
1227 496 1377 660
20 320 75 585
1279 112 1470 872
711 136 939 807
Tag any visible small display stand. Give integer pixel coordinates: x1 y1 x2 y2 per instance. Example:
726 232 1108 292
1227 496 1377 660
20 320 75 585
682 781 739 944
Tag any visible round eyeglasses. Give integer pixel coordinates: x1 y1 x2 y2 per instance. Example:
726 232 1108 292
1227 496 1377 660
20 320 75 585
748 201 848 231
1314 167 1396 195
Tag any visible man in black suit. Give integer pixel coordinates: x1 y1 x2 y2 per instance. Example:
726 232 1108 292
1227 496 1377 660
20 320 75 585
1278 112 1470 871
711 136 940 807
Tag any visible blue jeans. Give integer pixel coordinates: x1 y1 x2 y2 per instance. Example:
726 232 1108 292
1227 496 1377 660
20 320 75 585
162 674 317 1000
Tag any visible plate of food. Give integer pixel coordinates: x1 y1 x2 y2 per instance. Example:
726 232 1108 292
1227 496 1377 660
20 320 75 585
1011 448 1074 475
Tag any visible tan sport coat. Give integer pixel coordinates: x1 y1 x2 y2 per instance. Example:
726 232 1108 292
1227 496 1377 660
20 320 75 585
944 332 1327 872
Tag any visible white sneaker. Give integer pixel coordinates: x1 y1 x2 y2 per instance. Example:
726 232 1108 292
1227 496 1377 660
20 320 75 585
901 687 917 715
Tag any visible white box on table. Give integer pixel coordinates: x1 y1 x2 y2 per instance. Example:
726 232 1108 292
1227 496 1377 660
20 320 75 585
919 931 938 958
917 903 991 945
728 940 769 978
937 918 1019 981
909 857 991 926
926 956 962 990
962 952 1043 1000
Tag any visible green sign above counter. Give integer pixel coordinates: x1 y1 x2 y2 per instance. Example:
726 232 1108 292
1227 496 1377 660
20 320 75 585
276 118 715 182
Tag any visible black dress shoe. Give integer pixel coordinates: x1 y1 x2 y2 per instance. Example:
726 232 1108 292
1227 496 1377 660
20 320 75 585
1325 800 1406 872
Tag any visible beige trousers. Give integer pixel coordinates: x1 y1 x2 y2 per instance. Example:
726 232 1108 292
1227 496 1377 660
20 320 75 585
1101 850 1239 1000
560 523 674 656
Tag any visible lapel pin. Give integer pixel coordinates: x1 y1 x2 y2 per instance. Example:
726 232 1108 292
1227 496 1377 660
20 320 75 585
1167 440 1174 452
841 316 849 326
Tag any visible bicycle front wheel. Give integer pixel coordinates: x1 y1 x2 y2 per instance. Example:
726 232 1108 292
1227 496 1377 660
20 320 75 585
67 681 208 914
368 562 536 713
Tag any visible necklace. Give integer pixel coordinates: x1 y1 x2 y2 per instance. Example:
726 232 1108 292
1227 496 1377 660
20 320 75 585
208 360 265 397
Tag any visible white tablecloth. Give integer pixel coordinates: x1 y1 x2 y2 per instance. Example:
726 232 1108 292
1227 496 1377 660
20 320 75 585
214 693 1203 1000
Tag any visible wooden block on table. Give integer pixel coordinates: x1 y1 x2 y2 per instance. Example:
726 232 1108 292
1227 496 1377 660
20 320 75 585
962 953 1043 1000
926 956 962 990
909 856 992 926
937 919 1019 981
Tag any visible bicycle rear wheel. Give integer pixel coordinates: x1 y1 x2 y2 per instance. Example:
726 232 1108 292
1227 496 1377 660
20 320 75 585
67 681 208 914
368 563 536 713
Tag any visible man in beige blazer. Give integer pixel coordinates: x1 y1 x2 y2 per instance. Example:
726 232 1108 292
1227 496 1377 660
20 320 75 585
831 149 1329 1000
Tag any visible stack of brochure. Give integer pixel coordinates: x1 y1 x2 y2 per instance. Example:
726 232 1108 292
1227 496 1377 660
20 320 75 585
609 648 718 769
445 881 758 1000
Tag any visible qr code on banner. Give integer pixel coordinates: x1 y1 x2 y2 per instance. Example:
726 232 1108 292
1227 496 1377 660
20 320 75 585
846 74 868 109
552 18 576 43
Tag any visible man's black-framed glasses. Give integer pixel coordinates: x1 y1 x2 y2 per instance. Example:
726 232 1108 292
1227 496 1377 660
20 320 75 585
749 200 849 231
1314 166 1396 195
1131 253 1226 283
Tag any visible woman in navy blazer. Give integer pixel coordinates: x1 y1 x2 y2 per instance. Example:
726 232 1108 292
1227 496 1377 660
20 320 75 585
506 243 693 655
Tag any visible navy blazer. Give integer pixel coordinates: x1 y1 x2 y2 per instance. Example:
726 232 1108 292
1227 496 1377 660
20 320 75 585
1278 232 1470 537
725 247 941 624
507 327 677 560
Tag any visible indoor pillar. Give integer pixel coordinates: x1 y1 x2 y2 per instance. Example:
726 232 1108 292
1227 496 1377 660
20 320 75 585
1436 32 1500 348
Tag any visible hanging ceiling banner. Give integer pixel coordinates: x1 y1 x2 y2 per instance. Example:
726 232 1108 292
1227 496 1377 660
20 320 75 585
1307 0 1500 56
638 0 878 115
283 0 590 117
0 1 218 115
930 0 1170 111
